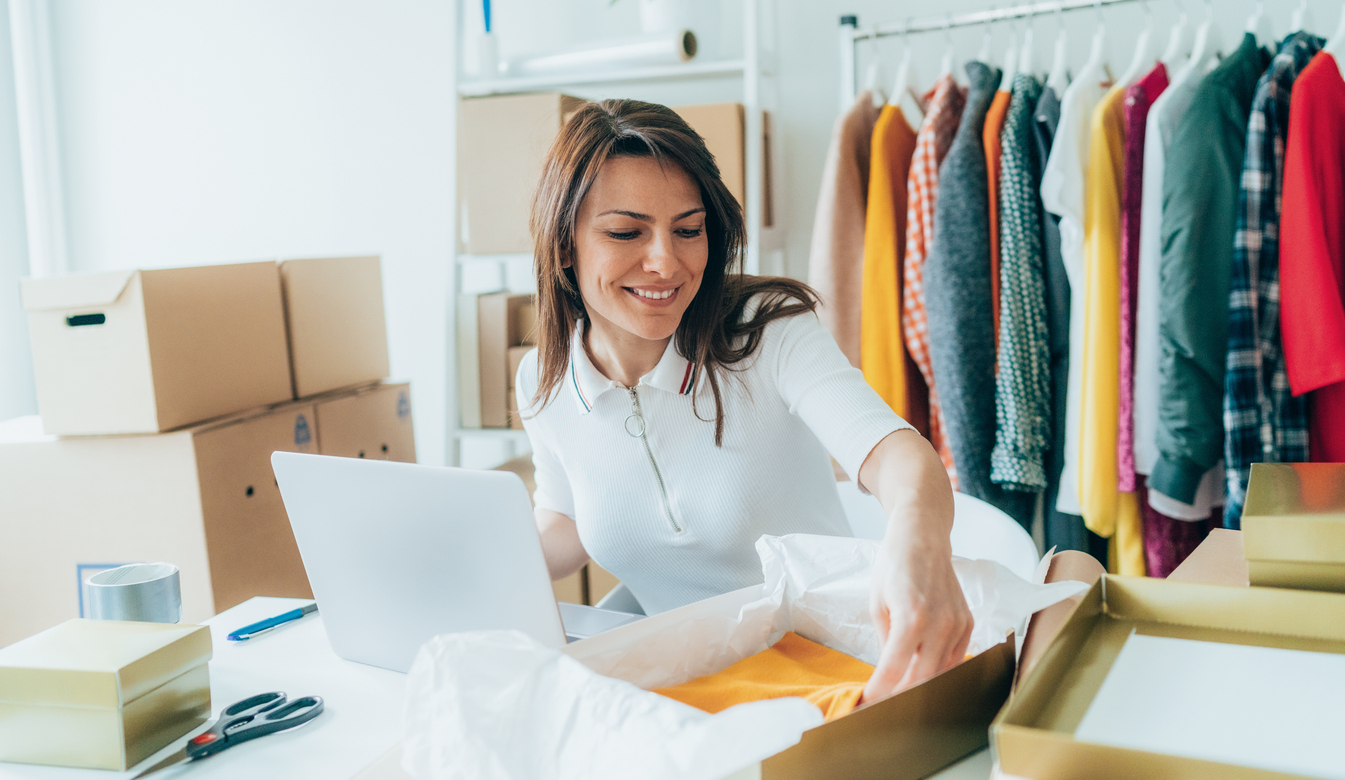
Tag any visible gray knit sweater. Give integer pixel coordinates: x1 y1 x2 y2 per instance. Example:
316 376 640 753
924 61 1034 528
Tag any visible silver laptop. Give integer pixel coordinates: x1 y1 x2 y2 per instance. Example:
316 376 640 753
272 453 634 673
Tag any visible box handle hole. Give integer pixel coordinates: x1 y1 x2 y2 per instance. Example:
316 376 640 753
66 313 106 327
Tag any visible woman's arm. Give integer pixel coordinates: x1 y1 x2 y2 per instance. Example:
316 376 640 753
536 507 590 581
857 428 972 703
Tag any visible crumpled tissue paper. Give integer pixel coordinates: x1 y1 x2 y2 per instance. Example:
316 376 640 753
402 533 1089 780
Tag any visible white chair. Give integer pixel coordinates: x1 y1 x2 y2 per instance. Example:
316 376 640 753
834 480 1040 582
596 483 1041 616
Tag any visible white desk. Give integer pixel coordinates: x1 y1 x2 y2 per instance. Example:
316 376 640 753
0 598 1000 780
0 598 405 780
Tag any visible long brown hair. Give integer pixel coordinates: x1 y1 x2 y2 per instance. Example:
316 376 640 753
528 98 816 445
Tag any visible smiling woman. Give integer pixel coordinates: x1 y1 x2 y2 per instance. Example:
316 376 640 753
528 99 816 445
517 99 972 705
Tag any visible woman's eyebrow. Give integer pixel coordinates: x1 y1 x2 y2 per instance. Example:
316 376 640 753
595 207 706 221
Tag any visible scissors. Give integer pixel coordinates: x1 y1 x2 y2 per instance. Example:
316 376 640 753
133 691 324 778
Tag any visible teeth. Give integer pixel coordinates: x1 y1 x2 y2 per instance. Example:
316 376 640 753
634 288 674 300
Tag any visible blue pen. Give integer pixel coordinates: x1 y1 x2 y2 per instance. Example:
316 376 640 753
227 603 318 641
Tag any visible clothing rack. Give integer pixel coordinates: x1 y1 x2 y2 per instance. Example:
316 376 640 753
838 0 1152 109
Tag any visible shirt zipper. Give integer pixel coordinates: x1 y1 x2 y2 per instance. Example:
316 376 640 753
625 386 683 534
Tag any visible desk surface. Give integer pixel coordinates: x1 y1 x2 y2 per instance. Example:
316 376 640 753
0 598 405 780
0 596 1006 780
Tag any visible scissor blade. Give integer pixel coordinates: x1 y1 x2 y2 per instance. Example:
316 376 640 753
130 747 191 779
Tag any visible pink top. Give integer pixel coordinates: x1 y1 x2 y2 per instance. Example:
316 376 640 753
1118 64 1168 493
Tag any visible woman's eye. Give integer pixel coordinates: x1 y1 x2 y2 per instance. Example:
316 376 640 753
676 227 704 238
606 230 640 240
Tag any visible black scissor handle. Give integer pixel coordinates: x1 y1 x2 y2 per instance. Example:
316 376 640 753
186 692 323 760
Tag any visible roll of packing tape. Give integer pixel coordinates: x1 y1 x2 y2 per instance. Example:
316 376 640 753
85 562 182 623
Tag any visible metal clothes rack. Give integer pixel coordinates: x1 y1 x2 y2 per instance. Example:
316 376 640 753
839 0 1151 107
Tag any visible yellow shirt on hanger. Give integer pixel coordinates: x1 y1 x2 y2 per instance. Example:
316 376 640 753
861 105 918 415
1080 85 1144 576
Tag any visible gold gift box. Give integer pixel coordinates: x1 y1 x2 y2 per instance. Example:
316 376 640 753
0 619 212 770
993 575 1345 779
1243 462 1345 592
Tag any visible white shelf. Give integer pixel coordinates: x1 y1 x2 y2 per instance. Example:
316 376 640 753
458 59 748 97
455 428 531 441
457 252 533 265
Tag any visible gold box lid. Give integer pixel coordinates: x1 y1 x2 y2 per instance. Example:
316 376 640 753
1243 463 1345 564
0 619 212 710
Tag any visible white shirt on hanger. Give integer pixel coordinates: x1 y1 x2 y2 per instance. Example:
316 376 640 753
1132 54 1224 520
1039 56 1109 517
516 303 911 615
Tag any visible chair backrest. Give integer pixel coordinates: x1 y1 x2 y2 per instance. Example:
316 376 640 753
834 481 1040 582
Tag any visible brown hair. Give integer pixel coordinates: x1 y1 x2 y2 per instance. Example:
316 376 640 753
528 99 817 445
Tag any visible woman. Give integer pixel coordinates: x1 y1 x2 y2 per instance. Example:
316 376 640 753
516 99 970 701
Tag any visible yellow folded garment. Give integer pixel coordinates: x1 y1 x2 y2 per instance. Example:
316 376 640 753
654 632 874 722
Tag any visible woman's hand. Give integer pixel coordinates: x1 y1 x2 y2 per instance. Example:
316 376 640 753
857 430 972 704
863 519 972 702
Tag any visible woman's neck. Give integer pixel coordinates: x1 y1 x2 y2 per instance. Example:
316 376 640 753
583 315 671 389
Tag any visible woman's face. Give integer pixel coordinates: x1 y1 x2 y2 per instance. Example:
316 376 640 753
571 155 709 344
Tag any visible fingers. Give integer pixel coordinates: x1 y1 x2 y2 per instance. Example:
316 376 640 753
863 611 922 703
902 605 973 688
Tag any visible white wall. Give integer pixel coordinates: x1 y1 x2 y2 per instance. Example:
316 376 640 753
45 0 455 464
0 0 36 423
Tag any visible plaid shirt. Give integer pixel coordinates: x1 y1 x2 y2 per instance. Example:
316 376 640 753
1224 32 1322 527
903 74 966 488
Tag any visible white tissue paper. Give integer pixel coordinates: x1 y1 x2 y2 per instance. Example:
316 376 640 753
402 534 1089 780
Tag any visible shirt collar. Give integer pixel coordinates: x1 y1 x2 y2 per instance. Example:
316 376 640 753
568 323 700 415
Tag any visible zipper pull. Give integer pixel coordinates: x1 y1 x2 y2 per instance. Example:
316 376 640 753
625 388 646 437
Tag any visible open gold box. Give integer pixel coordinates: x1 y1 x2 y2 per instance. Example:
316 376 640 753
993 574 1345 779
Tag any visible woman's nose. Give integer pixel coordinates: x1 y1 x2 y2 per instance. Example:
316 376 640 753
644 230 678 276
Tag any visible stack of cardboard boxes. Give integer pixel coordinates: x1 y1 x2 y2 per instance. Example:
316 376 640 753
0 257 413 647
458 292 537 430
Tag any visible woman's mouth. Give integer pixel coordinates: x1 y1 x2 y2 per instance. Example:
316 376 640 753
625 285 681 307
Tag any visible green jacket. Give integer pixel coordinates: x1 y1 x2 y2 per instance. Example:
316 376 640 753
1154 34 1270 503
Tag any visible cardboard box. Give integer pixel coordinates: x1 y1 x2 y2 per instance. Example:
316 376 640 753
459 93 585 255
20 262 293 436
279 256 390 399
672 103 773 227
564 584 1014 780
0 619 212 770
994 575 1345 779
0 403 318 647
514 301 537 346
1242 463 1345 592
507 345 532 389
314 382 416 463
477 292 533 428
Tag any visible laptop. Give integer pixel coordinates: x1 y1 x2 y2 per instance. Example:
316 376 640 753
271 452 638 673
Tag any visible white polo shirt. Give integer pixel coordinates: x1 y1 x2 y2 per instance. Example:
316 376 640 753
515 303 912 615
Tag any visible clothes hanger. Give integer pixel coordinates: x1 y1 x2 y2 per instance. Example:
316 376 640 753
1047 2 1070 93
1175 0 1223 83
1245 1 1276 50
1290 0 1315 34
977 10 995 64
1115 1 1156 87
887 21 923 121
1160 1 1192 71
1082 0 1108 77
861 26 887 106
1001 21 1020 87
1325 2 1345 80
939 15 956 79
1018 9 1035 77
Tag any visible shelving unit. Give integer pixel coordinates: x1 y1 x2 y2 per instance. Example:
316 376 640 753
449 0 782 467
